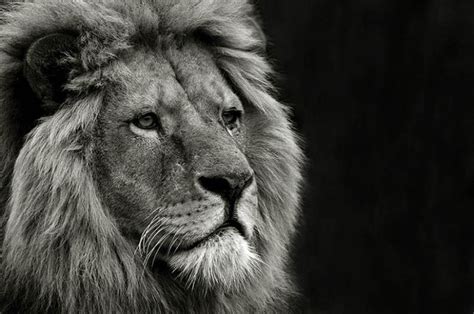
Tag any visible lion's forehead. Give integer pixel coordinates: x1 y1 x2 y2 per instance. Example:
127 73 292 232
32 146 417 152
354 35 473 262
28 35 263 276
116 41 242 115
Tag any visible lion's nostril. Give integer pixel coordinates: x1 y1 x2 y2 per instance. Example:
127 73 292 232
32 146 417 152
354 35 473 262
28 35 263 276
197 174 253 202
198 177 231 196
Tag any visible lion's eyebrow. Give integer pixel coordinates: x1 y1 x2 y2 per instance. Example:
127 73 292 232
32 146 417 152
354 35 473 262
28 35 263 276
166 60 243 112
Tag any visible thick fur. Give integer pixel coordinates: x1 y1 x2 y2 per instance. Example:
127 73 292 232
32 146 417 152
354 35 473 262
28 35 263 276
0 0 303 313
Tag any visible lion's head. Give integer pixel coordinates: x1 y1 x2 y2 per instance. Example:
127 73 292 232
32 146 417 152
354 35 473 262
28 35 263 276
0 1 303 313
96 38 262 290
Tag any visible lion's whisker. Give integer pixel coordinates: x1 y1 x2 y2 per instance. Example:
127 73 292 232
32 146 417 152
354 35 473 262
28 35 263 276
166 225 185 256
149 231 174 267
139 216 170 254
144 224 167 259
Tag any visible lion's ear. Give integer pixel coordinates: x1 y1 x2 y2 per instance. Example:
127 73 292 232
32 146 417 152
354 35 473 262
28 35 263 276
24 33 78 114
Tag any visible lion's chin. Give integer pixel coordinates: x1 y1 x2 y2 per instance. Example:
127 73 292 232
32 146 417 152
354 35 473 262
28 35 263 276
165 229 261 292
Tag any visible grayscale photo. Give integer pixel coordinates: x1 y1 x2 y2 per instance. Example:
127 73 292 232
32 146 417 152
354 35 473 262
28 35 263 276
0 1 472 313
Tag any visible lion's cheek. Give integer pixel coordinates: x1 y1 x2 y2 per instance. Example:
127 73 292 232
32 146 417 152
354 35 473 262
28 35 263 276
166 230 261 292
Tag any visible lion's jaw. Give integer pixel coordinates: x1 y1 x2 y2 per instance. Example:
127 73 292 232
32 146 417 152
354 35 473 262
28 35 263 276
93 42 261 292
166 229 260 291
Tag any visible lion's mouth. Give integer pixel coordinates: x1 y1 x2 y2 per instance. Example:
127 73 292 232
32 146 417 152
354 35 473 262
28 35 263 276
162 219 247 254
206 219 247 241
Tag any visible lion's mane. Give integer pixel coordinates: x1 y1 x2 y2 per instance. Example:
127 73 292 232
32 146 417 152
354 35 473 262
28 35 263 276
0 0 303 312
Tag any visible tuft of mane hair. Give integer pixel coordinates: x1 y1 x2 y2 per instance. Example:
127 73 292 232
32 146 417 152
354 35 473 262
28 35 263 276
0 0 304 313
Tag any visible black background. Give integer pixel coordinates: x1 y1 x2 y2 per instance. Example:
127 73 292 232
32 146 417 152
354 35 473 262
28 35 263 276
1 1 472 313
256 1 474 313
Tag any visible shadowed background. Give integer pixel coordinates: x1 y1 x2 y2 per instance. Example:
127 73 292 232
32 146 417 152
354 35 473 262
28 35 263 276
256 1 474 313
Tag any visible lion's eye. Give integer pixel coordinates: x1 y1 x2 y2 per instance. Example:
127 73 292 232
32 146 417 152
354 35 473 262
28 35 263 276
132 113 160 130
221 109 242 133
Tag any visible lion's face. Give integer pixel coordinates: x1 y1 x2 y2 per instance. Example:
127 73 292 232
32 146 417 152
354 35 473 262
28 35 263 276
93 40 260 290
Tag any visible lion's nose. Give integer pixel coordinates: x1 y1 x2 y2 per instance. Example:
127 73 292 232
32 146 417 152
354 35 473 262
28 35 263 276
197 172 253 202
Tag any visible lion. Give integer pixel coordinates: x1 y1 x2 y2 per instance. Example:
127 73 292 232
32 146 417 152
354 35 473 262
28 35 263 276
0 0 303 313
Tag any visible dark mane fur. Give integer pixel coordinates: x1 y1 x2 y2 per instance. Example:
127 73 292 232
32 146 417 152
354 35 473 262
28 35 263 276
0 0 303 312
